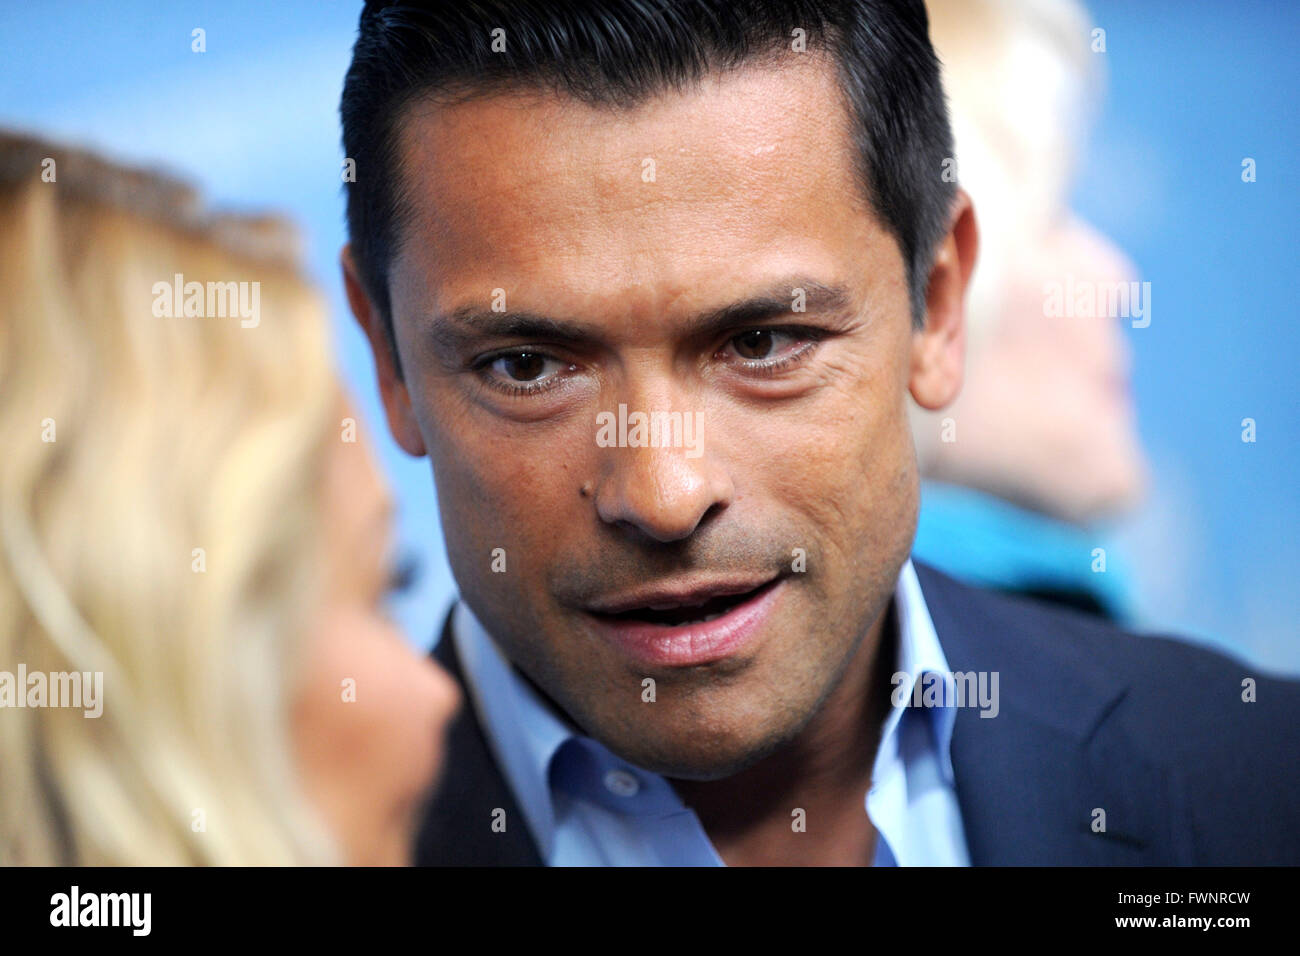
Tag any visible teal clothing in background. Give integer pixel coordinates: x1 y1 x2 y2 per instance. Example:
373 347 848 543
913 482 1135 624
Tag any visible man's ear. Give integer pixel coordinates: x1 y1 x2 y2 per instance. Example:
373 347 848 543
340 244 427 457
909 189 977 411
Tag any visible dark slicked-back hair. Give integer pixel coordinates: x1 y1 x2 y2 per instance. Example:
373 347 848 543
341 0 955 354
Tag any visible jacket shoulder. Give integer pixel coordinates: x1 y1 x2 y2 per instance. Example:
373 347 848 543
914 558 1299 722
915 560 1300 863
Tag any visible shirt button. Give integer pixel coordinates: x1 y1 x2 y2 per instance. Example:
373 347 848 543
603 768 641 797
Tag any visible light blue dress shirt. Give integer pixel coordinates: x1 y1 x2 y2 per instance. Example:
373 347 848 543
450 559 970 866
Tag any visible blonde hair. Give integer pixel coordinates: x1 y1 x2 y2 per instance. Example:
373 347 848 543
0 132 341 864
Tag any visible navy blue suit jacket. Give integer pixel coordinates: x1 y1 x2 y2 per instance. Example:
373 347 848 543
416 561 1300 865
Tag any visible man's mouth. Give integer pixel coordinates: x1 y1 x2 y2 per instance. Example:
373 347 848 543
584 576 786 667
599 583 772 626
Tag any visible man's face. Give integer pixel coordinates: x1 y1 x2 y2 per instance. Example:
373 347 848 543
357 55 964 779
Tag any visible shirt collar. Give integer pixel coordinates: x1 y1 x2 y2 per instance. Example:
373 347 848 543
451 601 573 860
451 557 957 859
879 559 959 785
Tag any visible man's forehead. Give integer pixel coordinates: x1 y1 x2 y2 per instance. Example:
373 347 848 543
387 54 891 331
396 51 850 173
392 55 862 229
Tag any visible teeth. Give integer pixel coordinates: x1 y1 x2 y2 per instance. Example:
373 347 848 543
653 609 727 626
646 598 733 613
611 584 770 624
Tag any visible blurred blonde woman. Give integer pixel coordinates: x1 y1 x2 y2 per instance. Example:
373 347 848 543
0 132 459 865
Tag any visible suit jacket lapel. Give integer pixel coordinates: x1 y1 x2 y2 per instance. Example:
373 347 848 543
414 608 544 866
913 562 1190 865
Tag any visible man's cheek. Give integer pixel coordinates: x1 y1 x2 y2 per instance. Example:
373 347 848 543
435 437 579 582
425 430 516 581
763 403 878 497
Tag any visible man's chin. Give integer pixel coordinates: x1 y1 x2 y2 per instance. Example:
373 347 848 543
595 716 804 782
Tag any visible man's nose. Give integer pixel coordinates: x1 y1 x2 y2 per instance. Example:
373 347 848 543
592 421 733 543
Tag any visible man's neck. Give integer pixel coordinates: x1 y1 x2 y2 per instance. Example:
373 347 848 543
670 600 898 866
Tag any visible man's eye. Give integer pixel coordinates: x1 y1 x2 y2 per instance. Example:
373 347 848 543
733 330 776 360
724 329 809 364
477 350 573 393
497 351 547 381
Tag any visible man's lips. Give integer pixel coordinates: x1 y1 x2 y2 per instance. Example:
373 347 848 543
586 573 780 615
582 574 786 667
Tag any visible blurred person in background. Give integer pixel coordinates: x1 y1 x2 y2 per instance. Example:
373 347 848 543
0 132 459 865
913 0 1146 621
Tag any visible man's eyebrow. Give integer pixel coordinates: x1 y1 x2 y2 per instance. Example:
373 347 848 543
423 277 854 348
694 279 854 333
425 308 595 350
